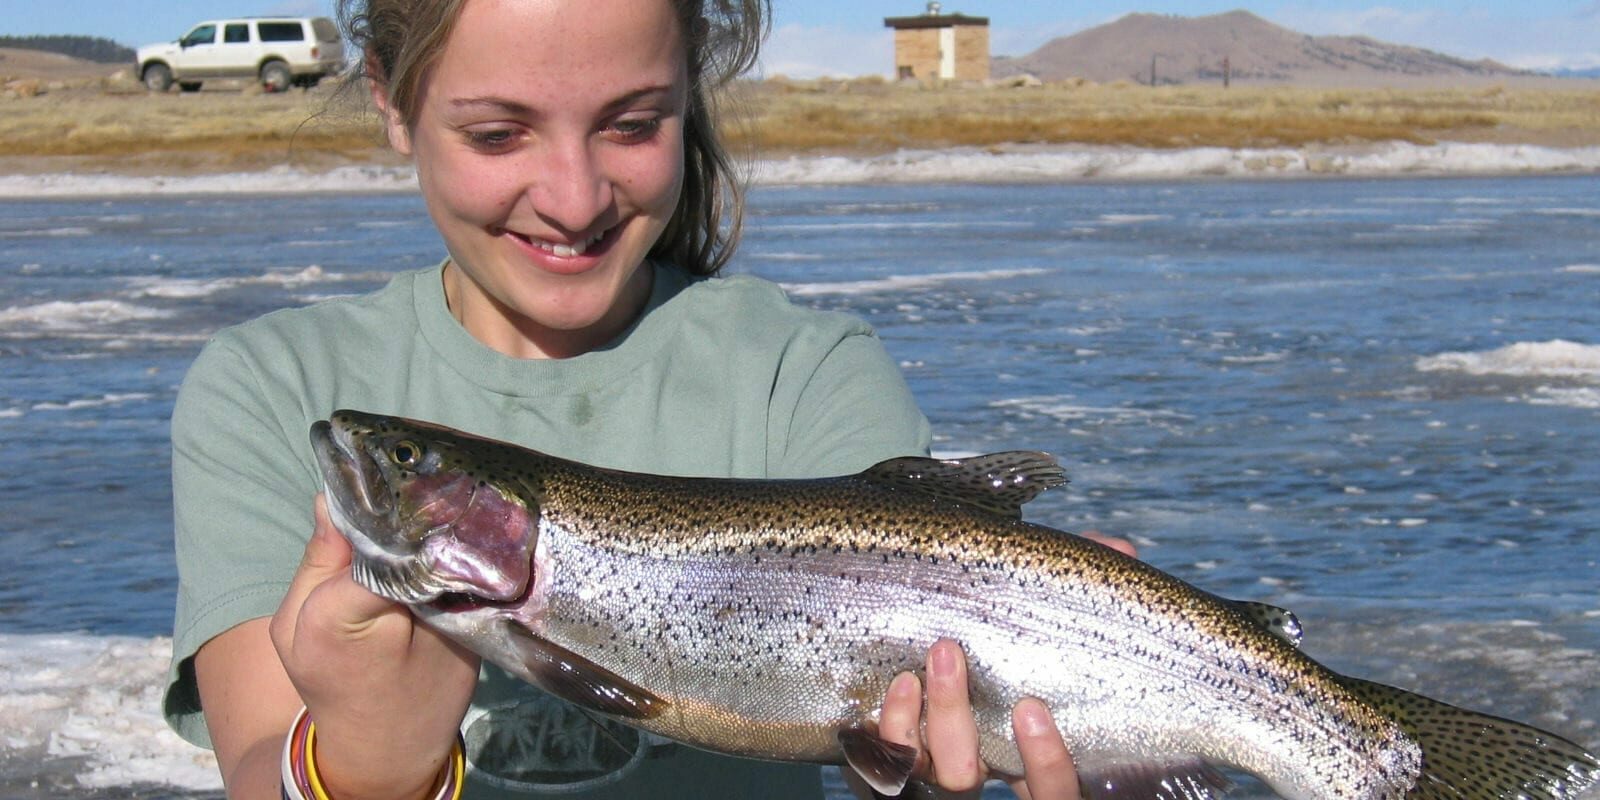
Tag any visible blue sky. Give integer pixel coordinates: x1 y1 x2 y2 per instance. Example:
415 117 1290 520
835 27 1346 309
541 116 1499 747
6 1 1597 76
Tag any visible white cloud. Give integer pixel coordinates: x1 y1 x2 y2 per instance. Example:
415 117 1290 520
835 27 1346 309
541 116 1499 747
1502 51 1600 73
759 24 894 79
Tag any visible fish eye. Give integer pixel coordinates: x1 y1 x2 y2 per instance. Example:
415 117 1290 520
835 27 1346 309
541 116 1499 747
389 440 423 467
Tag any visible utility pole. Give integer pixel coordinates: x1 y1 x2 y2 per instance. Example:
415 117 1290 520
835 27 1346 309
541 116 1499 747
1223 56 1230 89
1150 55 1157 86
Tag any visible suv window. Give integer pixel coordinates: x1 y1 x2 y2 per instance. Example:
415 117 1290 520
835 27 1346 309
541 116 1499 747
224 23 250 44
181 25 217 47
258 22 306 42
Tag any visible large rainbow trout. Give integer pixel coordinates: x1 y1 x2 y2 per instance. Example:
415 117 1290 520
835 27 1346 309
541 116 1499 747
310 410 1598 799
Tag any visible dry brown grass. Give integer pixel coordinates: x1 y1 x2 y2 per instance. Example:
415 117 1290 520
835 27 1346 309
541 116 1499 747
727 79 1600 153
0 84 389 171
2 76 1597 173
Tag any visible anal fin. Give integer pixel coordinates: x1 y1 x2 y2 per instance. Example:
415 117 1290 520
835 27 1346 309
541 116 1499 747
505 625 668 720
1078 759 1232 800
838 723 920 797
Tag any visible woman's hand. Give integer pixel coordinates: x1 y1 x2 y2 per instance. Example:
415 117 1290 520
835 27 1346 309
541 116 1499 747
857 532 1137 800
266 495 482 800
874 640 1080 800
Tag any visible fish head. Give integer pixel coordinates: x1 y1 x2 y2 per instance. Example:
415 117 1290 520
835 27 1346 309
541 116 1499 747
310 410 539 608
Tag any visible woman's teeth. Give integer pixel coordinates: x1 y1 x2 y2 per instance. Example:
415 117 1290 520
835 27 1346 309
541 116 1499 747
524 230 606 258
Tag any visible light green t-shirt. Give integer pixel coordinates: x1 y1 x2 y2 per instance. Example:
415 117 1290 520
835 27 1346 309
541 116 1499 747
165 261 930 798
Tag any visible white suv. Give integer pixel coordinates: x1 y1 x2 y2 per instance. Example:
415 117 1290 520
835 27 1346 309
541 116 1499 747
136 17 345 93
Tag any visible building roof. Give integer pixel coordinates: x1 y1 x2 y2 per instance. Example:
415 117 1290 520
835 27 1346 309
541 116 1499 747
883 13 989 29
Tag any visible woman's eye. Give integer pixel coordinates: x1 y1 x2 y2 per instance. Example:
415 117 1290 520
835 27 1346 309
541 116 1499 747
607 118 661 143
464 129 518 151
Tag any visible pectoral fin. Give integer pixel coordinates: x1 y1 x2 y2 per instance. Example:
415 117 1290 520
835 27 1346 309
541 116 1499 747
838 723 920 797
505 625 667 720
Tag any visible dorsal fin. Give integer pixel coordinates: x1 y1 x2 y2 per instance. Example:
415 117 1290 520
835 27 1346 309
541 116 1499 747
859 452 1066 518
1227 600 1304 648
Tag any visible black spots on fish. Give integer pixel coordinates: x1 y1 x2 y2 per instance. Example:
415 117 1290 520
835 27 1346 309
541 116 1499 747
1334 675 1600 799
1225 600 1304 649
859 451 1066 519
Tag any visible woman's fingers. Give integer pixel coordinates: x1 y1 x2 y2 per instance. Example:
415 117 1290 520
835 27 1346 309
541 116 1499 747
878 643 1082 800
268 495 395 658
1081 529 1137 558
877 643 985 798
878 670 923 748
1009 698 1080 800
922 638 986 793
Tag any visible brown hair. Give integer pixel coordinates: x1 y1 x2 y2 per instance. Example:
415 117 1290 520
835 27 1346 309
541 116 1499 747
337 0 768 276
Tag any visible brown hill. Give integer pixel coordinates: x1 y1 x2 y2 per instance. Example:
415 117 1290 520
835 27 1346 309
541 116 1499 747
993 10 1539 87
0 47 125 81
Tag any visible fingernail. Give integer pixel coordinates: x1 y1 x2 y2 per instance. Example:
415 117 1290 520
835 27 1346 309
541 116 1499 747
889 671 919 700
930 639 959 676
1014 698 1050 737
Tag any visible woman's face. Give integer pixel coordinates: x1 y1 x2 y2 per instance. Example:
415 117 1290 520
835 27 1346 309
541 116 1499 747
383 0 688 359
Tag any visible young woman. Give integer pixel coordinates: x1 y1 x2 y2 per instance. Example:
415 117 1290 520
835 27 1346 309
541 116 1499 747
163 1 1094 797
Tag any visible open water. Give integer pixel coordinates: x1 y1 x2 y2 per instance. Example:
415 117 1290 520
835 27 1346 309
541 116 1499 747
1 173 1597 798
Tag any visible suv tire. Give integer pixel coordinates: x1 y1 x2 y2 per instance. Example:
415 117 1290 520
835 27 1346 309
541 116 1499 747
260 61 291 93
143 63 173 92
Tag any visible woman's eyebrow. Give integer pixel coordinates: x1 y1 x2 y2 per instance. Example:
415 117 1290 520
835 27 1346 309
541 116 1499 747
448 85 678 116
600 84 678 112
448 96 534 114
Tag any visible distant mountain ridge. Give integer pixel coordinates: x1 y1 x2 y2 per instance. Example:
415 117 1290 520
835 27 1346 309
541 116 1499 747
994 10 1540 86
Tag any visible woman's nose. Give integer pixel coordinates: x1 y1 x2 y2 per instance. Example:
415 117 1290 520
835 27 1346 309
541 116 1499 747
526 135 614 235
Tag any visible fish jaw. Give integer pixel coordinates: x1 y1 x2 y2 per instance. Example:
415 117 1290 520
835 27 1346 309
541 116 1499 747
309 411 539 606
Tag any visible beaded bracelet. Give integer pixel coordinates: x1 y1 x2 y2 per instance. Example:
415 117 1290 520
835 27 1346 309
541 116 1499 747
280 706 465 800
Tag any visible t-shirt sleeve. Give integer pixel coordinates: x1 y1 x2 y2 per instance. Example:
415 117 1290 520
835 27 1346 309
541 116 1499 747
773 328 932 478
163 334 317 747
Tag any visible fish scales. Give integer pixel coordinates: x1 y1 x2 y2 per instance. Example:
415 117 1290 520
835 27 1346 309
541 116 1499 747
312 410 1600 800
530 462 1412 792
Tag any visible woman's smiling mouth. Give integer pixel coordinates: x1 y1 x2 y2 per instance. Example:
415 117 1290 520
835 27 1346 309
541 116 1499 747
507 227 611 259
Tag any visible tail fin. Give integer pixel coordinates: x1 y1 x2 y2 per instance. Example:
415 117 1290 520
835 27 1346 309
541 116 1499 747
1339 676 1600 799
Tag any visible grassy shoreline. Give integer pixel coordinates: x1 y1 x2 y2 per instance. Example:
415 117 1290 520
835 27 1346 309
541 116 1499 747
2 75 1598 176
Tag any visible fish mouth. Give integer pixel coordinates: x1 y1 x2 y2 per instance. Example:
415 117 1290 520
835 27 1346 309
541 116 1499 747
310 419 391 521
310 415 537 608
310 419 453 605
